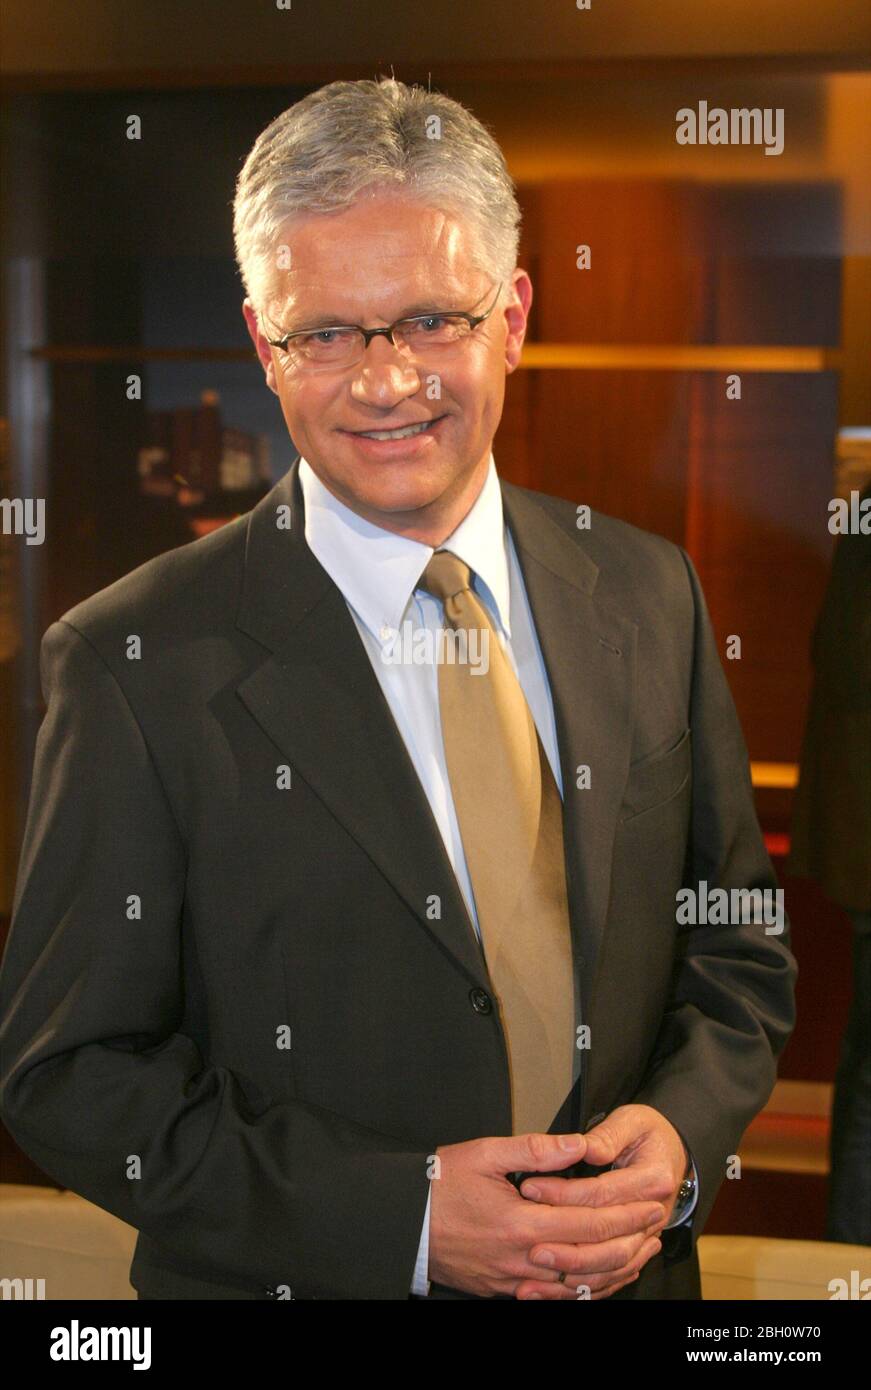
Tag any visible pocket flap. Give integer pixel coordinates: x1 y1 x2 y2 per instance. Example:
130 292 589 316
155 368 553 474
620 727 691 821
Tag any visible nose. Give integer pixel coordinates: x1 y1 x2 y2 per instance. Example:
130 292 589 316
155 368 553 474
349 335 421 409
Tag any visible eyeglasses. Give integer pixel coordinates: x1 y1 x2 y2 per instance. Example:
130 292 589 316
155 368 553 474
265 281 503 370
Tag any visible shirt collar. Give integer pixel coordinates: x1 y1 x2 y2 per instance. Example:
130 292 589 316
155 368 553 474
298 452 512 642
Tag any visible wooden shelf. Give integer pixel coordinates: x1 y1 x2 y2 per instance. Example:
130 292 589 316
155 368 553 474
751 762 799 789
521 344 843 372
742 1083 833 1176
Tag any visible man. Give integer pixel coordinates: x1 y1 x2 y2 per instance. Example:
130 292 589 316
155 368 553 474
0 78 796 1300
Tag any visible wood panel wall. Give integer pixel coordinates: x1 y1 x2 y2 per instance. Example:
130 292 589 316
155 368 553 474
497 179 841 764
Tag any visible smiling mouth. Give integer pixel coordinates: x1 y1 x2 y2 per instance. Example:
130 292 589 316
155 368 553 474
345 416 445 441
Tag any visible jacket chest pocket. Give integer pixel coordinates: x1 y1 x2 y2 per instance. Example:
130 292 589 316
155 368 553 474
619 728 691 823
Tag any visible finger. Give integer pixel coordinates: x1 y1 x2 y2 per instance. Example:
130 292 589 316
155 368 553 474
514 1236 661 1300
586 1267 644 1300
490 1247 574 1287
591 1238 663 1298
525 1198 666 1245
567 1235 663 1290
528 1229 651 1277
592 1272 641 1300
515 1266 642 1300
512 1277 600 1300
486 1130 587 1177
521 1167 673 1210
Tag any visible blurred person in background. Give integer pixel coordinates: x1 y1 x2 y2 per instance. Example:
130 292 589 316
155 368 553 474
788 478 871 1246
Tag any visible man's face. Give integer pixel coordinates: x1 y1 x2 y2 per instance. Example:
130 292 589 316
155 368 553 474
243 192 531 539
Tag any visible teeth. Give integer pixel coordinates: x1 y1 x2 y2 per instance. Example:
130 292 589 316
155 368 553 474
357 419 435 441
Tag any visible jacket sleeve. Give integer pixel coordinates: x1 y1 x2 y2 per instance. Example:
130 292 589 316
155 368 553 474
632 548 798 1261
0 619 433 1299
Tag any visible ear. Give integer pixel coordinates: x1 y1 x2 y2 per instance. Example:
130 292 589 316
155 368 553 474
242 298 279 395
503 270 532 374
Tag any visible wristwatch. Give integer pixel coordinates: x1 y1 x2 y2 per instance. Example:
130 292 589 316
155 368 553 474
671 1152 696 1222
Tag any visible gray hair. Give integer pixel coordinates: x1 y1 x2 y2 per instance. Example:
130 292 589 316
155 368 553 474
232 77 521 327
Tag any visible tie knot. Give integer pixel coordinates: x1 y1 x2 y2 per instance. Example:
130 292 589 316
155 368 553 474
418 550 472 605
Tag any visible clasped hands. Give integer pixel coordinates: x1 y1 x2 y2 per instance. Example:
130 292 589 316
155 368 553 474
428 1103 689 1300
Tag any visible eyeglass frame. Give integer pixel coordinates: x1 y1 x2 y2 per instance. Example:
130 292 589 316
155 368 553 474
264 279 504 361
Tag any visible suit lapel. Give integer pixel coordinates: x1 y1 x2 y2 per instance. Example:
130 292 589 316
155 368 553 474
500 481 637 1011
235 456 488 986
234 457 637 1013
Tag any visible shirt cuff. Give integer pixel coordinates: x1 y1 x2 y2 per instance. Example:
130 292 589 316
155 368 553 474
662 1155 699 1230
410 1180 433 1295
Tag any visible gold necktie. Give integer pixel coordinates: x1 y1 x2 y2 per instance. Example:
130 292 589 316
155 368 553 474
419 549 576 1135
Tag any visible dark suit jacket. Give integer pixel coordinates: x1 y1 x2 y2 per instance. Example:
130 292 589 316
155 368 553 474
0 457 797 1299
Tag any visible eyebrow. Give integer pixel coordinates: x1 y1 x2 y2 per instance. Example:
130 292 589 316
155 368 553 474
287 298 454 333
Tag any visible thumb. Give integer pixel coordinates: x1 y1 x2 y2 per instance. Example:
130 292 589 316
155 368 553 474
489 1131 587 1176
577 1113 633 1167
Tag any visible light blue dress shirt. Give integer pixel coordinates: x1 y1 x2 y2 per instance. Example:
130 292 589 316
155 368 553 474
298 453 698 1297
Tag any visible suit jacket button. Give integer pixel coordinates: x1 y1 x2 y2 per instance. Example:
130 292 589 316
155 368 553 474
469 987 493 1015
586 1111 606 1129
